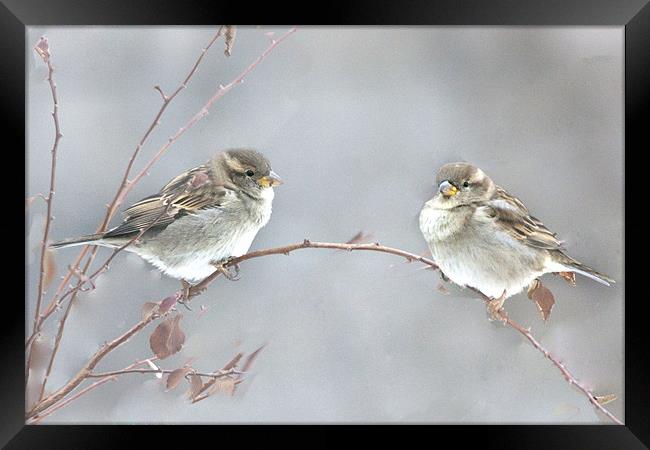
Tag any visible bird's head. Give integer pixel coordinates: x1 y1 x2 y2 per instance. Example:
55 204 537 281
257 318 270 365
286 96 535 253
218 148 283 197
431 162 495 208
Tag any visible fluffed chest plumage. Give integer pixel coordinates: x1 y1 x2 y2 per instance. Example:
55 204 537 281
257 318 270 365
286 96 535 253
419 201 544 299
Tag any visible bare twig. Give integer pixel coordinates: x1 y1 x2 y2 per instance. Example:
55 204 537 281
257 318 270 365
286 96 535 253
476 291 623 425
31 36 63 336
26 239 620 424
27 27 225 347
29 26 297 344
27 357 159 424
27 301 176 419
116 27 298 204
37 188 184 401
87 367 242 379
186 240 622 424
189 239 437 297
27 37 64 392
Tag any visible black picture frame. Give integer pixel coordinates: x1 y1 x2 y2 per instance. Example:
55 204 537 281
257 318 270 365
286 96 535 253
4 0 647 447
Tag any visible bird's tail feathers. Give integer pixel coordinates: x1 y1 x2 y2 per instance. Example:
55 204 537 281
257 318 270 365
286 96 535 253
557 257 615 287
49 233 106 249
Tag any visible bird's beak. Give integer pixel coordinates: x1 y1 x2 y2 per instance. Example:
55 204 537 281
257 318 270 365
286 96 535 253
438 180 458 197
259 170 283 188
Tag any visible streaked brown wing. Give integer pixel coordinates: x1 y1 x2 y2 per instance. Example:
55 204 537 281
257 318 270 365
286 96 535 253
480 187 564 251
104 165 233 239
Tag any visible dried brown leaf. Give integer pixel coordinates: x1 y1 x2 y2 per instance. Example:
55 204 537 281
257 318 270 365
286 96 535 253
43 249 57 290
557 271 576 286
166 366 192 391
205 378 236 397
436 283 449 295
149 314 186 359
222 352 243 371
141 301 159 320
241 344 266 373
34 37 50 60
527 279 555 321
594 394 617 406
187 374 204 399
158 295 178 314
345 231 373 245
224 25 237 56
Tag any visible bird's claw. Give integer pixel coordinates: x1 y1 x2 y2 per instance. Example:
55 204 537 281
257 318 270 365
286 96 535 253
179 280 194 310
177 296 193 311
487 290 508 323
211 259 241 281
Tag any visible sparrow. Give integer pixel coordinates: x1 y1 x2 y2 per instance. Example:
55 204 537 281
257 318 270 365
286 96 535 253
51 148 283 291
418 162 614 317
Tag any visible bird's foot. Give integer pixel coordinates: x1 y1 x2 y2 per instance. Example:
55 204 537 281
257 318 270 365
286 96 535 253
487 290 508 323
211 258 241 281
178 280 194 311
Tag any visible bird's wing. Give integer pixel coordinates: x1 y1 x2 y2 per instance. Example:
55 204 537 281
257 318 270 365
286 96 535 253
104 164 235 239
475 186 564 250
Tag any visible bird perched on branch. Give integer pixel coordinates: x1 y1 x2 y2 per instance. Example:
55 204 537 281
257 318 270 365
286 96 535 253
51 148 282 294
419 162 613 318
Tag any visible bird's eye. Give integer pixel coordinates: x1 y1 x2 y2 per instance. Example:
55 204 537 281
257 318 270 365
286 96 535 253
462 181 470 188
245 170 255 177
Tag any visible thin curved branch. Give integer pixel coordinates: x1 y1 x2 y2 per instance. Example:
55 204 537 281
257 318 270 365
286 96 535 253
87 367 242 379
27 238 621 424
32 37 62 336
27 357 160 424
27 303 174 419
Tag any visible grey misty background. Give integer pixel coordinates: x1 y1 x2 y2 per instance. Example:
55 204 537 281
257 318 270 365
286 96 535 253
26 27 623 423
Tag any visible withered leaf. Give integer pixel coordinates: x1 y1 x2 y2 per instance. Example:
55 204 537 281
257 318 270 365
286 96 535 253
594 394 617 406
34 37 50 60
158 295 178 314
166 366 192 391
557 271 576 286
241 344 266 373
224 25 237 56
141 302 159 320
187 374 204 399
345 231 373 245
149 314 186 359
222 352 243 371
527 279 555 321
436 283 449 295
205 378 236 397
43 249 57 290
